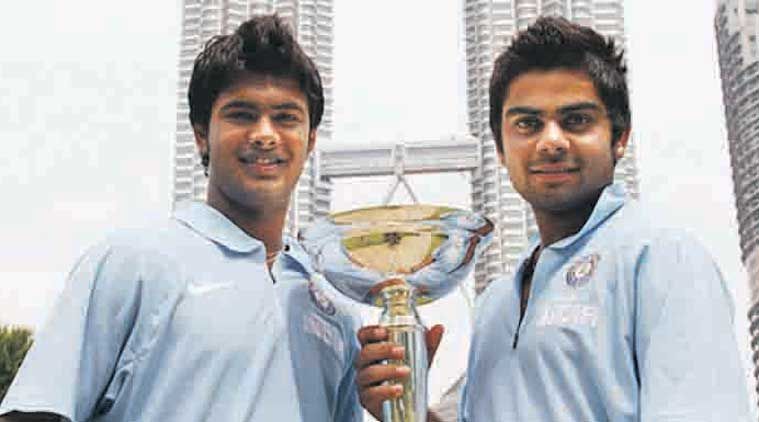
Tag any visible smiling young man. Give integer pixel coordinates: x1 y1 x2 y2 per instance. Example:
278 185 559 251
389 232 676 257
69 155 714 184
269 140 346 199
356 17 751 422
0 15 361 422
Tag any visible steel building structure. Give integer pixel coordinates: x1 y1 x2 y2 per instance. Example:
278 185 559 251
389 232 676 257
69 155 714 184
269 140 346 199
716 0 759 405
315 136 479 212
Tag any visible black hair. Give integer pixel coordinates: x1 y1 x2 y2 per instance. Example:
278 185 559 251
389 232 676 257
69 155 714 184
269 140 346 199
489 16 630 153
188 14 324 172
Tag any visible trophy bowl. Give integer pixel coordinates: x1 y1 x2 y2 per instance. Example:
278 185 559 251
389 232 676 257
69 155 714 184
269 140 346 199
300 204 493 422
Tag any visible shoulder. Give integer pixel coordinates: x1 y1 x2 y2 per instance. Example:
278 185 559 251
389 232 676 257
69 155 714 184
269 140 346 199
598 199 658 243
636 227 721 289
96 217 205 271
100 217 197 258
608 200 717 267
609 201 714 266
595 199 709 258
609 207 726 306
69 219 195 302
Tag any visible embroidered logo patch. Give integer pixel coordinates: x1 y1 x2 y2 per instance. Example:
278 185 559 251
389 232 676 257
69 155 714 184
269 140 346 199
308 279 336 316
566 253 600 288
304 312 344 356
536 303 599 328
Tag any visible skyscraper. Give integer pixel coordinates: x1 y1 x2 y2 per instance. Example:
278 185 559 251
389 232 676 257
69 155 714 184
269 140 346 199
172 0 334 236
715 0 759 406
463 0 639 293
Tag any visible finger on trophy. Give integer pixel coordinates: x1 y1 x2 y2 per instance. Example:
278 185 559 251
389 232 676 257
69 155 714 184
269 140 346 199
356 342 405 370
356 325 389 346
359 383 404 421
357 362 410 388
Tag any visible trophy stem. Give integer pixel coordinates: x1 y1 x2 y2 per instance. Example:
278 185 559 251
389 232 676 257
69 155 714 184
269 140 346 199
378 283 428 422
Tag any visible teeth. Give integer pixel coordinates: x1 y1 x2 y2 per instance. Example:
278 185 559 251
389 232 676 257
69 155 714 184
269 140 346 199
240 156 283 164
252 158 279 164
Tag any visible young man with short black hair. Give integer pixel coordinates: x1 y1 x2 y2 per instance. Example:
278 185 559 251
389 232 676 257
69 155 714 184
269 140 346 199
1 15 361 422
356 16 751 422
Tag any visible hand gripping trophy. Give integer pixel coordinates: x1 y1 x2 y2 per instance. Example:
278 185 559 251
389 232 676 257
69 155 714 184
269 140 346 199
301 205 493 422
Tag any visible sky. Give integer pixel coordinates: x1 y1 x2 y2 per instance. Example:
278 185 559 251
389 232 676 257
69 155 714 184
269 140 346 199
0 0 755 414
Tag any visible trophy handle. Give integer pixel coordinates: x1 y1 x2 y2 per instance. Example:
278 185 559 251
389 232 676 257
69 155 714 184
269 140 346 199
378 283 428 422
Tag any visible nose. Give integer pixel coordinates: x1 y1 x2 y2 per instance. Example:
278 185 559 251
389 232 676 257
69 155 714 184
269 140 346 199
536 121 569 157
249 117 279 149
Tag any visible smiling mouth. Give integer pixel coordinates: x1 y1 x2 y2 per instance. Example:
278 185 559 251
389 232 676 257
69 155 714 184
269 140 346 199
238 155 288 177
530 168 579 174
239 156 286 165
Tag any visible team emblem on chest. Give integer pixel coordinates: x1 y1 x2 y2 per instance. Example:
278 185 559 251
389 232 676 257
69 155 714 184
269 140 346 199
566 253 600 288
308 279 336 316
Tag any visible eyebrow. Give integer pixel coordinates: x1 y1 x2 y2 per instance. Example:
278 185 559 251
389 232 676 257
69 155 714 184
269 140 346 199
219 100 306 113
219 100 258 112
504 106 541 117
504 101 603 117
558 102 603 114
271 102 306 113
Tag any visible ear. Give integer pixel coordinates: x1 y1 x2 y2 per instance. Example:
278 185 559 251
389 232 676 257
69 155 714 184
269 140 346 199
497 148 507 167
193 124 209 157
307 129 317 154
613 128 631 161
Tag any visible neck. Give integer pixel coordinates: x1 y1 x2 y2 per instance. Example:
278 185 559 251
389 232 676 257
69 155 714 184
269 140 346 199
206 190 287 260
533 191 602 248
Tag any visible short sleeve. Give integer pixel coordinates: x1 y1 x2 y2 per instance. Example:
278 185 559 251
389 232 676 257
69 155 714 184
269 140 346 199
0 240 144 421
635 231 752 421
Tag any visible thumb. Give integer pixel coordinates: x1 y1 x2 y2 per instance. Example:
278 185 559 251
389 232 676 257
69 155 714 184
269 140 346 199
425 324 444 368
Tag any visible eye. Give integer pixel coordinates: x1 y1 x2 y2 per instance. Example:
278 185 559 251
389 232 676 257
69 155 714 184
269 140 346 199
513 117 542 134
225 110 258 123
562 113 593 130
276 112 299 122
274 112 302 125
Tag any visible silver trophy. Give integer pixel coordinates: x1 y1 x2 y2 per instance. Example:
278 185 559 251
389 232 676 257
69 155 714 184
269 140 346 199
300 205 493 422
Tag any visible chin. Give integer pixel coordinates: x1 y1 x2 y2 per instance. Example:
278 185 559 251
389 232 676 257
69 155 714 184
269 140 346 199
527 190 583 212
248 184 297 206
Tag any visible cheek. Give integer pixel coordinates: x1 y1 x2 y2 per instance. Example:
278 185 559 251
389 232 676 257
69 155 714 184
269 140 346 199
576 135 613 162
504 155 526 184
288 131 311 155
503 143 527 169
210 127 244 156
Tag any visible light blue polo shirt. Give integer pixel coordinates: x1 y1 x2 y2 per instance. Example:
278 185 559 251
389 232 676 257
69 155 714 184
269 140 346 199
0 202 361 422
461 183 752 422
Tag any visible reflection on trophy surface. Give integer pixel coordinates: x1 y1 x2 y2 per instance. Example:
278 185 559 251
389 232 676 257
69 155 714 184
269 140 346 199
301 205 493 422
